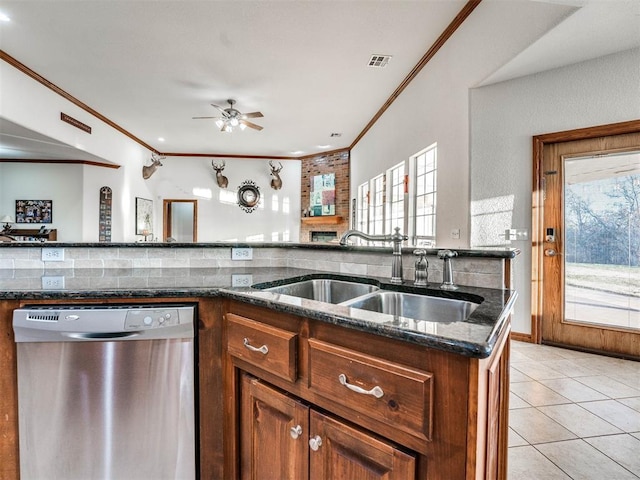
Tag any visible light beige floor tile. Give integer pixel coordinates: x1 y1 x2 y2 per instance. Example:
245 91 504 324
613 373 640 390
535 439 639 480
509 408 576 444
576 375 640 398
516 348 568 362
537 403 622 437
511 350 535 363
580 400 640 432
510 367 533 383
509 391 531 409
512 362 566 380
539 378 608 403
508 445 571 479
585 434 640 476
575 357 640 376
510 381 572 407
508 428 528 447
539 359 599 377
619 397 640 413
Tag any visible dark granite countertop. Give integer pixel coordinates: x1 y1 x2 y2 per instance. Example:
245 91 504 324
0 267 516 358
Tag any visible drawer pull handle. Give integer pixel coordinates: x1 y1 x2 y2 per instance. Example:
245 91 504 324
243 337 268 355
338 373 384 399
290 425 303 439
309 435 323 451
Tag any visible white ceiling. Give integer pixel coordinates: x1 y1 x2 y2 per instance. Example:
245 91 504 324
0 0 638 162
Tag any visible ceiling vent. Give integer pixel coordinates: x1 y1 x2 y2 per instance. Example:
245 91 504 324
368 55 392 68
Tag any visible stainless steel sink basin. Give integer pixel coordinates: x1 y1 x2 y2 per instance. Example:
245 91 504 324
263 279 379 304
342 291 479 322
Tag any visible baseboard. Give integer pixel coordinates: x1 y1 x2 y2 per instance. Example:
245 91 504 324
511 332 533 343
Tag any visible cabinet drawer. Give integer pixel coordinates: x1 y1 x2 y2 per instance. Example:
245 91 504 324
226 313 298 382
308 338 433 443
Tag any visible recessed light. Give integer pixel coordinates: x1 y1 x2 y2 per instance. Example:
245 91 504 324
158 137 165 142
317 145 331 149
291 150 304 155
0 12 11 22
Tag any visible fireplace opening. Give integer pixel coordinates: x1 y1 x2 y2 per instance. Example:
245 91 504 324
310 231 338 243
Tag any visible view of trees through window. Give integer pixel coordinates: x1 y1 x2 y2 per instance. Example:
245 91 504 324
564 155 639 329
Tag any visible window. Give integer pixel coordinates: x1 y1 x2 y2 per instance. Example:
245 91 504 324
412 144 437 246
357 182 369 232
369 174 385 235
355 143 437 245
387 161 405 234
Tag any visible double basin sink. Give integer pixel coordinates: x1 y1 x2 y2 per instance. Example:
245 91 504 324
257 278 479 323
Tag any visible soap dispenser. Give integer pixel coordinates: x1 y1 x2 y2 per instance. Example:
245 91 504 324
413 249 428 286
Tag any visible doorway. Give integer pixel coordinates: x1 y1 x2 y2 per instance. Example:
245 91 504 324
163 199 198 242
532 121 640 358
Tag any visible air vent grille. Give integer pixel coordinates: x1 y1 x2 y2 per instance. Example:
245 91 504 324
368 55 392 68
26 312 60 322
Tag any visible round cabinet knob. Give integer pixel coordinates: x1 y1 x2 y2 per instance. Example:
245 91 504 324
290 425 303 440
158 316 165 324
309 435 322 451
143 316 153 326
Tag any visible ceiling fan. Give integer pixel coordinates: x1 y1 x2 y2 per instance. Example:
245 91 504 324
193 99 264 132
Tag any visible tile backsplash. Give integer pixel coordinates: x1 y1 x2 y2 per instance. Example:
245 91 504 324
0 246 508 289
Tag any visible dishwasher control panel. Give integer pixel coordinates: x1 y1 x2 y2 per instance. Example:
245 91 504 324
124 308 181 329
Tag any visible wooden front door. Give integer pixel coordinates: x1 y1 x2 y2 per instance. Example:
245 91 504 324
537 129 640 357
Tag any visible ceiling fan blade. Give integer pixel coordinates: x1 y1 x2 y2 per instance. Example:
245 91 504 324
211 104 230 117
241 111 263 119
240 119 263 131
192 116 218 120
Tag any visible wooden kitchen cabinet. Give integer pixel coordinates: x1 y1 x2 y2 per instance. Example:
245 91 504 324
223 300 511 480
240 373 416 480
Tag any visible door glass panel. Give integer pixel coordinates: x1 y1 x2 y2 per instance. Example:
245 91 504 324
564 151 640 330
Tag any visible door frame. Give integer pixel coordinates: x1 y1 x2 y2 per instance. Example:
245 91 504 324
163 199 198 242
531 119 640 344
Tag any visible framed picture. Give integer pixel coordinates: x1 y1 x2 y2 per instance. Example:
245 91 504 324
15 200 53 224
135 197 153 235
310 173 336 216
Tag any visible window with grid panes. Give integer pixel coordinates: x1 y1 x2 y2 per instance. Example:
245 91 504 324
412 144 437 246
357 182 369 232
387 162 405 234
369 174 385 235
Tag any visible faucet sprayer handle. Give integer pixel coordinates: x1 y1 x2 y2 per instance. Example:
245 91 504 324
437 249 457 259
392 227 408 242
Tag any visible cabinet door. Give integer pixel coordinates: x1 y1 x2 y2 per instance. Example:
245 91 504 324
308 410 416 480
240 374 309 480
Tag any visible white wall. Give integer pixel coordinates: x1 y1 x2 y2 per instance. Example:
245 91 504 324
0 62 302 242
350 1 577 248
150 157 301 242
470 47 640 334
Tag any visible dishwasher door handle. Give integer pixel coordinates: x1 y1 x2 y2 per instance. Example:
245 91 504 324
64 331 142 340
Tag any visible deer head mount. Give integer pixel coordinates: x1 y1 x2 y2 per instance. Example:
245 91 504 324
211 160 229 189
269 160 283 190
142 153 165 180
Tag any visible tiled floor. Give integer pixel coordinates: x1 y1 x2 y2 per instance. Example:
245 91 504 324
508 340 640 479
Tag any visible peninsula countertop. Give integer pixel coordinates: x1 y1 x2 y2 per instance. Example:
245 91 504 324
0 267 516 358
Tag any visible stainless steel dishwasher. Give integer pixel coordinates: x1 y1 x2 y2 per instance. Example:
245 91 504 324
13 304 196 480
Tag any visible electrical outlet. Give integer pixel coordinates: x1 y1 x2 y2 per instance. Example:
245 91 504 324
231 247 253 261
232 274 254 287
41 276 65 289
450 229 460 240
42 247 65 262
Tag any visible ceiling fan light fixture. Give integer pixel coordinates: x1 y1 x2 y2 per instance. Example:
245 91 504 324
230 117 239 127
215 119 224 129
239 123 247 131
